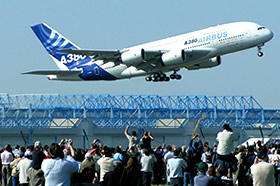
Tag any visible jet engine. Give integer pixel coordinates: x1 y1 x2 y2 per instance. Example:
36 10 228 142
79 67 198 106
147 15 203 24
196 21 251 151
121 49 145 66
187 56 221 70
161 50 186 66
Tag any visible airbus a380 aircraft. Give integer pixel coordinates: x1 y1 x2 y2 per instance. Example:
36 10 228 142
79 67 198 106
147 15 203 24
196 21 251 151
24 22 273 82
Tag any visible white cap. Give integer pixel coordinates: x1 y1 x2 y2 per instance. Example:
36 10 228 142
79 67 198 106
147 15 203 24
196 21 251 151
34 141 41 147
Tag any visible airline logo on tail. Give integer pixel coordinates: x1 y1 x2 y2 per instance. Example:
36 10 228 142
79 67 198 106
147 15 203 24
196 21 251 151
31 23 91 70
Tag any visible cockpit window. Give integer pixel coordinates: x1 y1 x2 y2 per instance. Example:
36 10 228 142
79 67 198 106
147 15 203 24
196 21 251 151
258 27 265 30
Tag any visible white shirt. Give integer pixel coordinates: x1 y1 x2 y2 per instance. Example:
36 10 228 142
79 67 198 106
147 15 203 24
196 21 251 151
41 158 79 186
216 130 238 155
251 161 275 186
164 151 174 161
140 154 154 172
1 150 13 165
97 156 114 182
17 158 32 184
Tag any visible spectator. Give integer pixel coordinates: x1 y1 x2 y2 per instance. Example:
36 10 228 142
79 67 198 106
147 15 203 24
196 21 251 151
113 146 124 162
12 145 21 157
124 125 139 149
120 156 142 186
97 146 115 184
1 144 13 186
28 141 46 186
167 148 188 186
10 153 21 186
140 131 154 149
153 145 165 185
17 151 33 186
250 148 275 186
41 143 78 186
140 149 154 186
189 135 204 165
79 152 96 184
103 160 124 186
215 124 238 176
194 162 214 186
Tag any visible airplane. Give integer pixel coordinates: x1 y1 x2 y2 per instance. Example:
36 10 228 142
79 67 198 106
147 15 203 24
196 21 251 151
23 22 273 82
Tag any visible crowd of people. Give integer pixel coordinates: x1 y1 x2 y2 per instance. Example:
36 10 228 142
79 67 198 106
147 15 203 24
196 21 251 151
0 124 279 186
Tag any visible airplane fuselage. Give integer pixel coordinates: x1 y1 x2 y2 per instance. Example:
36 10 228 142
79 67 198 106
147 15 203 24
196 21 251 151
26 21 273 81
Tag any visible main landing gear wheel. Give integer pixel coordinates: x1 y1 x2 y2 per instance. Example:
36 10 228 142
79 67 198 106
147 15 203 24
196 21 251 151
145 71 182 82
170 70 182 80
145 73 170 82
257 52 263 57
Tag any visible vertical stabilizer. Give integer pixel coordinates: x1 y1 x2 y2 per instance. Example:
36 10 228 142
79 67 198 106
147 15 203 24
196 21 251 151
31 23 91 70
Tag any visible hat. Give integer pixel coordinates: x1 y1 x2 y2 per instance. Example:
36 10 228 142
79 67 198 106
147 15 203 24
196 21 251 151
24 151 32 157
34 141 41 147
197 162 208 172
85 153 92 158
15 153 21 157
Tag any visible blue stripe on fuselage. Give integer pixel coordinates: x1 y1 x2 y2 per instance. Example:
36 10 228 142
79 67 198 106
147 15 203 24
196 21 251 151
79 63 117 80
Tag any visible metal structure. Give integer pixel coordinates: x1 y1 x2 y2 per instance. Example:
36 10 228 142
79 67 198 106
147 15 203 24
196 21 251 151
0 93 280 129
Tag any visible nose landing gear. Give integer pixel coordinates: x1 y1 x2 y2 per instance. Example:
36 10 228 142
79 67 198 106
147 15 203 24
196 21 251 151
257 45 264 57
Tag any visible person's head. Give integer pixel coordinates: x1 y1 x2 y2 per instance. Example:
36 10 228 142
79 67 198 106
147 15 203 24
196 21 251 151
24 151 32 159
173 148 181 157
14 145 20 150
222 124 231 131
144 131 148 136
166 145 172 152
238 145 245 153
4 144 12 152
115 146 122 153
144 149 151 156
34 141 41 149
131 130 137 137
197 162 208 173
48 143 64 159
103 146 112 157
247 145 255 153
126 156 139 172
257 146 268 161
113 160 123 171
15 153 21 159
85 152 93 160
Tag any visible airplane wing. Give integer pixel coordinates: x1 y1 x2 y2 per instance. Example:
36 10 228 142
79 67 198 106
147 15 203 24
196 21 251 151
58 49 121 62
58 49 165 72
22 70 82 76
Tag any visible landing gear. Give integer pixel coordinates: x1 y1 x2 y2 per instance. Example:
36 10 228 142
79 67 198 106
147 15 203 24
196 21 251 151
145 71 182 82
170 71 182 80
257 45 264 57
145 73 170 82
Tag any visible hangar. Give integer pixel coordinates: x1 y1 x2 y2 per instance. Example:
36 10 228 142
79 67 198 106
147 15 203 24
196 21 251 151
0 94 279 148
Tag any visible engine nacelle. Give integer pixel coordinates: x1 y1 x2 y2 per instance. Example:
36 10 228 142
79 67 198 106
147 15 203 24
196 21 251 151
161 50 186 66
121 49 145 66
187 56 221 70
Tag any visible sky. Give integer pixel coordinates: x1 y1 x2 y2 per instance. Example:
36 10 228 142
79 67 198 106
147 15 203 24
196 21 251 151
0 0 279 109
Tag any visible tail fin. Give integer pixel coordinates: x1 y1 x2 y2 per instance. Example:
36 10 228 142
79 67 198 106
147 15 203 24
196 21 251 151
31 23 91 70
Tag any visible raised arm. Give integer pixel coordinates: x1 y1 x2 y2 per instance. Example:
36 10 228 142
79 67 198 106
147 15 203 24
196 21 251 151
125 125 130 137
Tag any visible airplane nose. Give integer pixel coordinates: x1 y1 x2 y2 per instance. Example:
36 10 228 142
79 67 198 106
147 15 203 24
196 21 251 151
267 29 274 40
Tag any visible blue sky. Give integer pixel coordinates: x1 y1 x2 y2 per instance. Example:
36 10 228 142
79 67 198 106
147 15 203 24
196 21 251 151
0 1 279 108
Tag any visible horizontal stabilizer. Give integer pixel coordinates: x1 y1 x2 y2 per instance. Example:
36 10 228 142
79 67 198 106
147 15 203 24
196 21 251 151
22 70 81 76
